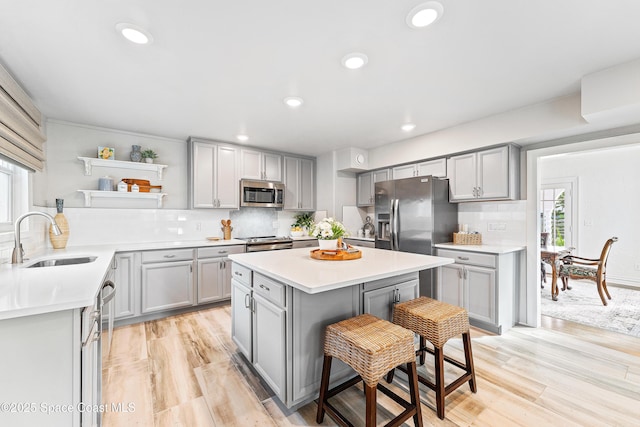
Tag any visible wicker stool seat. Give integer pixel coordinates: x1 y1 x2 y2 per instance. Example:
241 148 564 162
387 297 477 420
316 313 423 427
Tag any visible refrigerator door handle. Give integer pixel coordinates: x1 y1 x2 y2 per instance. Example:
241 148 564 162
392 199 400 251
389 198 395 251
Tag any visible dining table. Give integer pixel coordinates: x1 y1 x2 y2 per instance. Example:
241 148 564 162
541 245 573 301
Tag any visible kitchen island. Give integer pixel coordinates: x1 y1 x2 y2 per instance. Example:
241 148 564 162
228 246 453 409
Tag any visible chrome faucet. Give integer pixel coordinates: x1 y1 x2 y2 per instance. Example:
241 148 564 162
12 212 62 264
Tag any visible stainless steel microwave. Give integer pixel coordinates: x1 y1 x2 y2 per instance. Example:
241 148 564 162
240 179 285 208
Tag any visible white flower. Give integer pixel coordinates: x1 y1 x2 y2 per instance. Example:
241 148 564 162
310 217 347 240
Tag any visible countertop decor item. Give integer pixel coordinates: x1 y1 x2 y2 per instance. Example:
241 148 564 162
98 146 114 160
98 176 113 191
310 246 361 261
221 219 233 240
141 149 158 164
130 145 142 162
117 180 128 192
453 232 482 245
311 217 347 250
49 198 69 249
292 212 314 235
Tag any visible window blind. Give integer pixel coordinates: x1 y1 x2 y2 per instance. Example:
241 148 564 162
0 62 45 172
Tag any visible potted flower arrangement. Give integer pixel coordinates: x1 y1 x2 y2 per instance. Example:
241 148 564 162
141 149 158 163
291 212 315 236
310 217 347 249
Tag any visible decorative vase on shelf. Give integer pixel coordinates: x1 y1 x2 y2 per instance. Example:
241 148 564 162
49 198 69 249
130 145 142 162
318 239 338 250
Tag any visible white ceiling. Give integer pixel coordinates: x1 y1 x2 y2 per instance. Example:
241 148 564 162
1 0 640 156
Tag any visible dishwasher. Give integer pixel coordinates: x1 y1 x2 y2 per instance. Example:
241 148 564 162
81 277 115 427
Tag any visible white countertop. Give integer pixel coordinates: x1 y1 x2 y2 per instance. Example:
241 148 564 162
229 247 454 294
434 243 526 255
0 239 246 320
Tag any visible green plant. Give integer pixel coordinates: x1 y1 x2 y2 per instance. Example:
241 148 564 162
141 149 158 159
292 212 314 230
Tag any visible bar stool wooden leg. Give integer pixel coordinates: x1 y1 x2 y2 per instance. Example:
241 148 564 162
316 355 332 423
407 362 423 427
463 332 477 393
365 383 377 427
418 336 426 365
434 346 446 420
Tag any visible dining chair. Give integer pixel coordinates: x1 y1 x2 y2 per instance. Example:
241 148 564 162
558 237 618 306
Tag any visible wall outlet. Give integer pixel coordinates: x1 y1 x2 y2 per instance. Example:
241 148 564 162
584 219 593 227
634 263 640 271
195 222 201 231
488 222 507 231
272 221 279 229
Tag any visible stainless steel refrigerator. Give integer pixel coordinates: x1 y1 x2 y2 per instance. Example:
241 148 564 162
375 176 458 296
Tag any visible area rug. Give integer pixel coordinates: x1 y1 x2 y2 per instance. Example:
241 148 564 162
540 279 640 337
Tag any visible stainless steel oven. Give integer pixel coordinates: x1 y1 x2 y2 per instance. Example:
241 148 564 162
241 236 293 252
240 179 285 208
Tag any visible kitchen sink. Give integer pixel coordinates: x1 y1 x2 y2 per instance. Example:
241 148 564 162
27 256 97 268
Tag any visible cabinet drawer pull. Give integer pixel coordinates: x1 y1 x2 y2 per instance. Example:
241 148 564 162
218 250 228 254
457 256 470 261
235 271 243 277
259 284 271 292
244 294 250 308
163 254 176 259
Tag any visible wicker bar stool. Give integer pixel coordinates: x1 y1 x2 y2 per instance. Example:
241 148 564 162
386 297 477 420
316 313 423 427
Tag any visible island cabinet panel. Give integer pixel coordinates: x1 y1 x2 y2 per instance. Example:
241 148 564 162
289 286 360 406
231 278 252 361
361 273 419 321
252 293 286 401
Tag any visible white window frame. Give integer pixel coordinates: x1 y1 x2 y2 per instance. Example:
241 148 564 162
0 158 28 233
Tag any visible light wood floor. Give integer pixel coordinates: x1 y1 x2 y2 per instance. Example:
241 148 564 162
102 305 640 426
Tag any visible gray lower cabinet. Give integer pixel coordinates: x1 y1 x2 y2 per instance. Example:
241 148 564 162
362 273 419 321
436 248 515 334
113 252 138 319
343 238 375 248
291 239 318 249
141 249 195 314
197 245 245 304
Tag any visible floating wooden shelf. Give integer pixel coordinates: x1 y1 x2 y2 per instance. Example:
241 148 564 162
77 157 168 180
77 190 167 208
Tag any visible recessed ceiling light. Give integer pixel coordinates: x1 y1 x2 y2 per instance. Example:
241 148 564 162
341 53 368 70
236 134 249 142
284 97 304 108
401 123 416 132
116 23 153 44
406 2 444 29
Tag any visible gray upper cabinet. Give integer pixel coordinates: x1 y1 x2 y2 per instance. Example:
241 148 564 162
188 138 239 209
447 145 520 202
240 148 282 181
392 158 446 179
283 156 315 210
357 168 390 207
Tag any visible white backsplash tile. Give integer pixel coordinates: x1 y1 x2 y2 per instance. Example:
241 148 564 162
457 200 526 245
